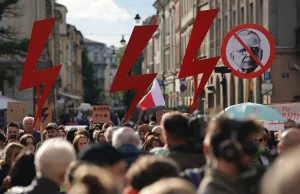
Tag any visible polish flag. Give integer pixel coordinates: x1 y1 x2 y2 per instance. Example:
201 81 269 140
139 79 165 110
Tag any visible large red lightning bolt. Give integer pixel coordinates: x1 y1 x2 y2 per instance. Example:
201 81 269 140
19 18 62 127
178 9 220 113
110 25 158 124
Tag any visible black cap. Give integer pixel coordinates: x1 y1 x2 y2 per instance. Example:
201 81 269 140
78 143 124 166
45 123 58 130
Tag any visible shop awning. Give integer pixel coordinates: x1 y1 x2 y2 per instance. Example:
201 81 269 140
58 92 82 100
0 96 19 109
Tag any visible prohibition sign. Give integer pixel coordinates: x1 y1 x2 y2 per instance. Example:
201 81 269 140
221 24 275 79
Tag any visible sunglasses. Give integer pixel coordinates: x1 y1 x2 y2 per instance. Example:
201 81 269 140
254 138 267 143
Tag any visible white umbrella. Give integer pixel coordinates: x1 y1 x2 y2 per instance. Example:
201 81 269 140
77 103 92 111
0 96 19 109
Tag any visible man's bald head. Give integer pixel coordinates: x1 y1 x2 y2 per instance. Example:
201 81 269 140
278 129 300 153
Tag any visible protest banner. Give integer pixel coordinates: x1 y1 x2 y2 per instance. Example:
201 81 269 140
268 103 300 123
34 104 52 129
92 106 110 123
7 102 28 123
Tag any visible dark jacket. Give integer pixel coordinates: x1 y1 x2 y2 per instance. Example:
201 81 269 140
166 144 206 171
118 145 147 168
198 168 246 194
0 164 10 187
5 178 60 194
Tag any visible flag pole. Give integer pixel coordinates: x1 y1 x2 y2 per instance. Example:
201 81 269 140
137 110 144 124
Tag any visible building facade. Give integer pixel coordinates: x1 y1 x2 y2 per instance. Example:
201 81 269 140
145 0 300 112
55 4 83 116
83 38 107 104
1 0 56 115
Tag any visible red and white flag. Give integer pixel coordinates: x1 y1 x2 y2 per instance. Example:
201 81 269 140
139 79 165 110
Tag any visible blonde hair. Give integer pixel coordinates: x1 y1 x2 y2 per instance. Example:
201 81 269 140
3 142 24 165
69 164 117 194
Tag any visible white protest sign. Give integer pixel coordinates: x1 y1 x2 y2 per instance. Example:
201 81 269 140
268 103 300 123
264 121 285 131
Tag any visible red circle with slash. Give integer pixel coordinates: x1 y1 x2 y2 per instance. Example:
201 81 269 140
221 24 275 79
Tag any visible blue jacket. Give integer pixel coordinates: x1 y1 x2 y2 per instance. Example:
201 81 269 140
118 144 147 168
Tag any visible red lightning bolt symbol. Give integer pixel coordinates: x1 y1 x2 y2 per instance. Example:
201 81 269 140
110 25 158 124
19 18 62 127
178 9 220 113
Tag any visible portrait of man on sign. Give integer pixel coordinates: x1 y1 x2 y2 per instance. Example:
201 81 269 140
230 29 263 73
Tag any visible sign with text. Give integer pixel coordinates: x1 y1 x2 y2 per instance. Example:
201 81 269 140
34 104 52 129
7 102 28 124
156 110 170 125
92 106 110 123
268 103 300 123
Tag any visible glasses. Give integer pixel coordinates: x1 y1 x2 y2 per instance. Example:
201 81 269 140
254 138 267 143
284 126 293 129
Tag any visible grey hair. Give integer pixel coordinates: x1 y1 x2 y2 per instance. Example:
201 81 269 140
112 127 141 149
285 119 297 126
35 139 76 180
23 117 34 124
104 126 119 142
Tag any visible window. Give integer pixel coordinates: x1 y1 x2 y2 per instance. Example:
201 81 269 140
240 7 244 24
259 0 264 25
232 11 236 27
249 3 254 23
224 16 228 34
94 52 98 62
165 50 170 71
217 19 221 46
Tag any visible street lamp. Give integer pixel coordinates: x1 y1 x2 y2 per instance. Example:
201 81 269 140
134 14 141 24
111 46 117 58
120 35 126 46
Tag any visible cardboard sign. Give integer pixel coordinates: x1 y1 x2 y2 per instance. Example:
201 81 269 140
92 106 110 123
156 110 170 125
7 102 28 123
34 104 52 129
268 103 300 123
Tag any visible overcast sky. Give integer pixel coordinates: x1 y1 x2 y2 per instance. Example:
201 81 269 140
57 0 156 47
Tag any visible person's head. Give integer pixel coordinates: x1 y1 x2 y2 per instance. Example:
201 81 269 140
161 112 189 148
9 151 36 187
261 148 300 194
78 144 127 187
206 116 263 174
58 125 66 139
35 139 76 186
254 130 268 148
66 128 78 144
97 131 106 144
284 119 297 130
102 123 113 131
126 155 179 191
19 134 36 153
68 164 118 194
0 133 7 150
152 126 164 143
138 124 151 142
112 127 141 149
140 178 196 194
142 135 162 151
105 126 119 145
23 117 34 134
230 29 262 73
73 135 90 154
7 122 20 141
3 142 24 166
75 129 91 140
277 129 300 154
45 123 60 139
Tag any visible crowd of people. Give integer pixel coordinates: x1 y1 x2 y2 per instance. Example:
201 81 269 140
0 112 299 194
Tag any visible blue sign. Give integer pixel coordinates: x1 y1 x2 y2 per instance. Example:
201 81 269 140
180 78 186 82
282 73 289 78
264 72 271 81
157 79 164 86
